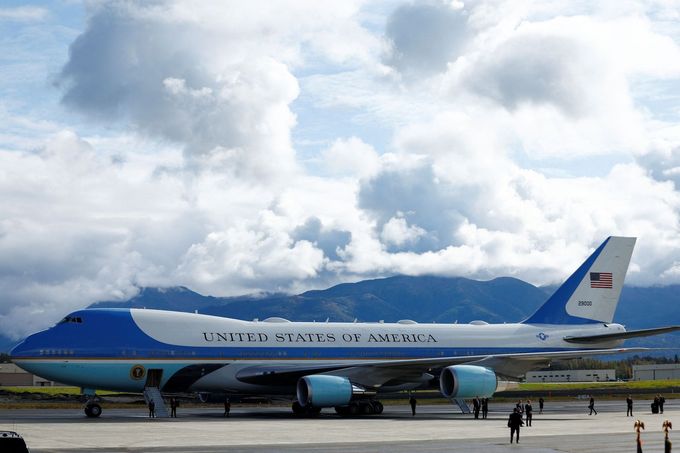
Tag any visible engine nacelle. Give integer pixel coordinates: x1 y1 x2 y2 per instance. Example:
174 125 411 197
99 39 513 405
439 365 497 399
297 375 353 407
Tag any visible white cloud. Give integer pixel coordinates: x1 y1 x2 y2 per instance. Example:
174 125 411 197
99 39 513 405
384 0 473 77
321 136 381 179
381 214 427 247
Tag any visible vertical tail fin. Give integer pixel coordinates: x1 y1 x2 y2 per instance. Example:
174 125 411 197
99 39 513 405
523 237 636 325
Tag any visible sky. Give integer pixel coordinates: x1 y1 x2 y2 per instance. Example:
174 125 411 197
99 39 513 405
1 0 680 338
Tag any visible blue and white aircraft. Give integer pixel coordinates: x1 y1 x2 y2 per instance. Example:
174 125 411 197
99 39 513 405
10 236 680 417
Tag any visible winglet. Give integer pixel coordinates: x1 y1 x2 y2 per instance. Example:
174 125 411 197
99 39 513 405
523 237 636 325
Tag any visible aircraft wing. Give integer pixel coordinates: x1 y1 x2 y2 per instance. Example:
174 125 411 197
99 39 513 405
236 347 647 388
563 326 680 343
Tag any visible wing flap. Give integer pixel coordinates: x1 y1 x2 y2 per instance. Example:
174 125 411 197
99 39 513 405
564 326 680 343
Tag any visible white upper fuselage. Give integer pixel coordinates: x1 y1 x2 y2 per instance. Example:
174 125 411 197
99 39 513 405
132 309 625 353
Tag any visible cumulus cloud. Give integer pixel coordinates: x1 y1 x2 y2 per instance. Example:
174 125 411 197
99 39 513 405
292 217 351 261
57 4 301 179
380 214 427 249
384 0 471 77
320 136 381 179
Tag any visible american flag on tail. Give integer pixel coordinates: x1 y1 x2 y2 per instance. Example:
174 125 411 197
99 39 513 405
590 272 612 289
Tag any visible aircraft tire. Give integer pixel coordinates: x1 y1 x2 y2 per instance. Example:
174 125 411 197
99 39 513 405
292 401 305 416
371 401 384 414
306 406 322 416
85 403 102 418
361 402 374 415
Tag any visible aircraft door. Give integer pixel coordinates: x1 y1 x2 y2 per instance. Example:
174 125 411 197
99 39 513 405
145 369 163 388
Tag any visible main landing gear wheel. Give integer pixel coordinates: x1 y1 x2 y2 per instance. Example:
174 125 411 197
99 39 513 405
291 401 321 417
84 403 102 418
334 401 383 416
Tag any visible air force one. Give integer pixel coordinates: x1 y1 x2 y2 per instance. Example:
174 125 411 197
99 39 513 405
10 237 680 417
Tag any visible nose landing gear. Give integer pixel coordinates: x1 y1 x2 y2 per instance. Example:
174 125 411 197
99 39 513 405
84 402 102 418
82 391 102 418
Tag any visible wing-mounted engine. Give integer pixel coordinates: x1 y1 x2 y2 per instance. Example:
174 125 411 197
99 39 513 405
439 365 497 399
297 375 373 408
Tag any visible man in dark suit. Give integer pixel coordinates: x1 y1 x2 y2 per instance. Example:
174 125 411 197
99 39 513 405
524 400 533 426
588 396 597 415
473 396 481 419
508 408 524 443
626 395 633 416
409 395 417 416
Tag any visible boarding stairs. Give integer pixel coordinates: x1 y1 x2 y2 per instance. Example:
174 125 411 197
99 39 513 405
453 398 471 414
143 387 169 418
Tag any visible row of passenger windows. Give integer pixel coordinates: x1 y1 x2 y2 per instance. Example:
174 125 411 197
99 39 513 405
40 349 76 356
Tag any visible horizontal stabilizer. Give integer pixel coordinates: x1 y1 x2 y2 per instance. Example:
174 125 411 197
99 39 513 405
563 326 680 343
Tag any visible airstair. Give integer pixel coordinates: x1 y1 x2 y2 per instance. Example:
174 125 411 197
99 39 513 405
453 398 471 414
143 386 169 418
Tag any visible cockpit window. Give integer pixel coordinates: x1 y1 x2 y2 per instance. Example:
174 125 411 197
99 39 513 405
58 316 83 325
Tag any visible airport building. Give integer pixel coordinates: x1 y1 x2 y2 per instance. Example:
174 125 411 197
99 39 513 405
526 369 616 382
0 363 59 386
632 364 680 381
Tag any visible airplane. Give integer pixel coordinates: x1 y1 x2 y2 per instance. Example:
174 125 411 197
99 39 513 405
9 236 680 418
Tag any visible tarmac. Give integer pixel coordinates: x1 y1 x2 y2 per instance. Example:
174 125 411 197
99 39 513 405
0 399 677 452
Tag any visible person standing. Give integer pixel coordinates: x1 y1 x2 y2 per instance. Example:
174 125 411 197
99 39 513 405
224 397 231 417
508 408 524 443
170 397 178 418
473 396 480 419
148 399 156 418
515 400 524 415
524 400 533 427
538 397 544 414
588 396 597 415
626 395 633 417
409 395 417 416
659 394 665 414
481 398 488 419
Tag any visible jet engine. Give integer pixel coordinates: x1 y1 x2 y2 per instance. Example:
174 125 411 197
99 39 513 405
297 375 353 407
439 365 497 399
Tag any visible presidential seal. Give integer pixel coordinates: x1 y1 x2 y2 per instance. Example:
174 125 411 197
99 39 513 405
130 365 146 380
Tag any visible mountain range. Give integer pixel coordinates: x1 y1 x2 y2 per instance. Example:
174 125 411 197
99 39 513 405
2 275 678 353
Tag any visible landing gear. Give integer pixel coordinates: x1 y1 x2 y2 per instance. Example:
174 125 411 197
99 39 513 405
291 401 321 417
84 403 102 418
334 400 383 416
83 391 102 418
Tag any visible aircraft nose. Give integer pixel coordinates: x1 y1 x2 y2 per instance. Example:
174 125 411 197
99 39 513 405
9 331 46 360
